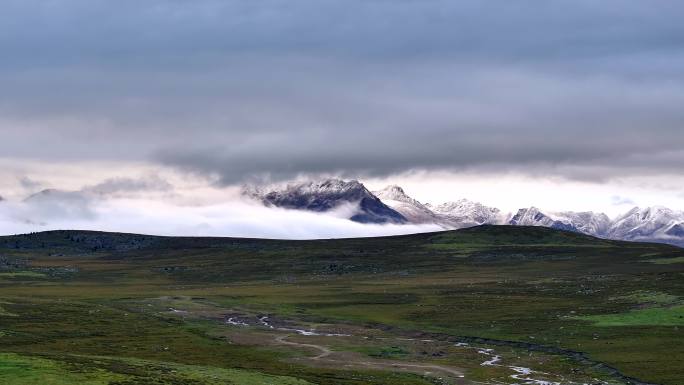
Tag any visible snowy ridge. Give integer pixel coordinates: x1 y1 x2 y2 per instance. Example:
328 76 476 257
429 199 504 228
609 206 684 242
373 186 503 228
508 206 684 246
242 179 407 224
554 211 612 237
373 186 438 224
244 179 684 247
508 208 611 235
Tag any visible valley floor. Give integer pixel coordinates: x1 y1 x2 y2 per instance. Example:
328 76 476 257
0 226 682 385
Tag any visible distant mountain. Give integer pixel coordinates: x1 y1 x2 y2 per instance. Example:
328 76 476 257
557 211 612 237
508 206 684 247
370 183 684 247
429 199 504 228
508 207 578 232
244 179 407 224
373 185 437 224
244 179 684 246
508 207 612 236
609 206 684 243
373 186 503 229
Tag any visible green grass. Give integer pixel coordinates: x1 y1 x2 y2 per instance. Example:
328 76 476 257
0 300 17 317
0 352 316 385
0 226 682 385
365 346 410 359
646 256 684 264
615 290 680 305
578 305 684 327
0 271 47 279
0 353 127 385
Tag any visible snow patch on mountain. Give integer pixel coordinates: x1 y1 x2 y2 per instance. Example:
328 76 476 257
508 207 611 236
374 186 503 229
509 207 578 232
609 206 684 243
555 211 612 237
429 199 505 228
373 186 437 224
243 179 407 224
507 205 684 246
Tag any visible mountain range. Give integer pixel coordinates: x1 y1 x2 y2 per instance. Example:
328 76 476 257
245 179 684 247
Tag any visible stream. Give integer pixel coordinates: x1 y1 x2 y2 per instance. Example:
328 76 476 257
222 314 606 385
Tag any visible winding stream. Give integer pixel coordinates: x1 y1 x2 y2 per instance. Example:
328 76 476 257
465 341 594 385
222 314 604 385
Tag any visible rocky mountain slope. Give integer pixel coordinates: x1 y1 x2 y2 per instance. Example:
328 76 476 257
508 207 611 236
373 185 439 224
243 179 407 224
609 206 684 243
373 186 503 229
428 199 505 228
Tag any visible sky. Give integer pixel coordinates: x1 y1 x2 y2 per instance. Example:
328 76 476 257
1 0 683 237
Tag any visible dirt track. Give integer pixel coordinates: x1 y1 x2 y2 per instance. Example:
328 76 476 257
275 334 468 383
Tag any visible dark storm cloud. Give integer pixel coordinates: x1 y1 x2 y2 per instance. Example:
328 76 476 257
1 0 684 182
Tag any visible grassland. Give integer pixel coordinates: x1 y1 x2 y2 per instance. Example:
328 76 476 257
0 225 682 385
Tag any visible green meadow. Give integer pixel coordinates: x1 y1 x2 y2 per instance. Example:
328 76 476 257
0 226 682 384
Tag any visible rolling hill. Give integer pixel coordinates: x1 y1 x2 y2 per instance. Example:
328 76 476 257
0 226 682 385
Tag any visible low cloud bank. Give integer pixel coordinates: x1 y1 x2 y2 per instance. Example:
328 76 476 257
0 198 441 239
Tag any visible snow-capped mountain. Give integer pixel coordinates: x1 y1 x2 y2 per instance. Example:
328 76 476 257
243 179 407 224
557 211 612 237
428 199 504 228
243 179 684 247
373 186 503 228
508 207 611 236
373 185 437 224
609 206 684 243
508 207 578 232
507 206 684 246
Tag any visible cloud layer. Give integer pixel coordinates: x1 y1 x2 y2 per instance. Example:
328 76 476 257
1 1 683 184
0 197 441 239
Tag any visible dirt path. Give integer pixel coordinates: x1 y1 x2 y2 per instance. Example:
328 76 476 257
361 361 465 378
275 334 466 382
275 334 332 359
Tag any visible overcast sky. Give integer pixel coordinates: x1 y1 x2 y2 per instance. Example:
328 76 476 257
1 1 683 236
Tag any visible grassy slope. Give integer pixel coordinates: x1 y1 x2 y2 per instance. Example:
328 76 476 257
0 225 683 384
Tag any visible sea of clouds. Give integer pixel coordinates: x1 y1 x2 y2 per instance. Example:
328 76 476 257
0 196 441 239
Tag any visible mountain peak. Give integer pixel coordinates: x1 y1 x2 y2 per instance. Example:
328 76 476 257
424 199 503 228
376 184 406 196
373 185 436 224
374 185 420 205
609 205 684 241
431 199 501 215
244 179 407 224
509 207 578 232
